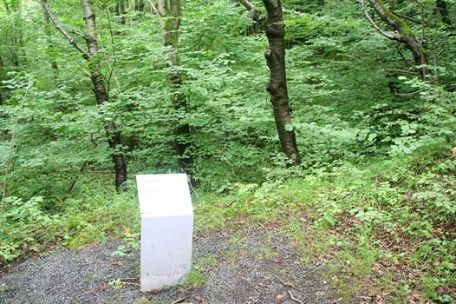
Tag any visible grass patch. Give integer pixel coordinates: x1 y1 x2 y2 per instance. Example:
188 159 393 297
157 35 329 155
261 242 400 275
184 255 218 288
62 185 139 249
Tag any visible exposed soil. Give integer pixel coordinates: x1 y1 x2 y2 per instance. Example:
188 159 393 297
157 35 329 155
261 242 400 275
0 223 346 304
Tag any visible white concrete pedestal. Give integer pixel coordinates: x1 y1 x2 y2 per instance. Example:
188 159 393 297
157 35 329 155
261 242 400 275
136 174 193 292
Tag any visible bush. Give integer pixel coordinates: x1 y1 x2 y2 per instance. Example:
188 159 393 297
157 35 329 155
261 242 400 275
0 197 62 264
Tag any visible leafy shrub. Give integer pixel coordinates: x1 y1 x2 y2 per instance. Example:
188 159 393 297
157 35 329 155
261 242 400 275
0 197 62 264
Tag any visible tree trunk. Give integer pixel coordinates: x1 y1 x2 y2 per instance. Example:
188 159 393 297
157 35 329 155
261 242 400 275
116 0 126 24
262 0 301 165
436 0 451 26
157 0 193 175
362 0 431 81
81 0 127 190
0 55 4 105
135 0 144 11
13 0 27 67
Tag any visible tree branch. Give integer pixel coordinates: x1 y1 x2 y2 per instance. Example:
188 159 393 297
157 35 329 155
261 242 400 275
236 0 263 23
41 0 89 58
146 0 162 17
360 0 400 41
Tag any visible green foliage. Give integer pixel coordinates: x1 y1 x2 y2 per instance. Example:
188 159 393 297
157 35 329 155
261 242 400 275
1 0 455 302
0 182 138 265
0 196 62 263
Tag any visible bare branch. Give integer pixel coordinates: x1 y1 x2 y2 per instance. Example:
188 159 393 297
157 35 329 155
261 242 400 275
146 0 162 17
41 0 89 58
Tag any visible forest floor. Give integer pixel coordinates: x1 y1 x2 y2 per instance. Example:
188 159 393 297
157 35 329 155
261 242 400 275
0 222 367 304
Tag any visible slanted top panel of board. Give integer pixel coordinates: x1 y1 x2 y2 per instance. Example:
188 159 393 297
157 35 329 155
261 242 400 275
136 174 193 218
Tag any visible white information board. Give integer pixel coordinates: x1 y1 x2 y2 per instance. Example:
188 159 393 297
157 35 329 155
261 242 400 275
136 174 193 292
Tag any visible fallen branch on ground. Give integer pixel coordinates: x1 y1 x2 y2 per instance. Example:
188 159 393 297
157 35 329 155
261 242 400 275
288 290 304 304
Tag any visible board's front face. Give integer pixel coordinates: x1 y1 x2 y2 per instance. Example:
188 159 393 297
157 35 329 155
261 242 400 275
136 173 194 292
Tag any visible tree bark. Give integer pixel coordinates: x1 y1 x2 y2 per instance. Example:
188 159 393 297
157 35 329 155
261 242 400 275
81 0 127 190
157 0 193 175
262 0 301 165
361 0 431 81
436 0 451 26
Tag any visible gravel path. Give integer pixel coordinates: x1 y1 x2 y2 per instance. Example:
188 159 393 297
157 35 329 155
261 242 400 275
0 224 342 304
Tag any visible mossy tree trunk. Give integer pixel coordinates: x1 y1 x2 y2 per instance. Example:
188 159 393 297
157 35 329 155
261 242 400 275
262 0 301 165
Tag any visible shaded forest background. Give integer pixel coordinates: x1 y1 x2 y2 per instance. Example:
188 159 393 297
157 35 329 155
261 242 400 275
0 0 455 302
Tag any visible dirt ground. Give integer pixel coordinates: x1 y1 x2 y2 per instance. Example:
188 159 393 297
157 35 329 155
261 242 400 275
0 224 347 304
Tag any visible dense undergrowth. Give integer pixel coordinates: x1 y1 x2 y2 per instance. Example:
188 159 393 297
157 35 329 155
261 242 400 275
3 144 454 302
0 182 138 264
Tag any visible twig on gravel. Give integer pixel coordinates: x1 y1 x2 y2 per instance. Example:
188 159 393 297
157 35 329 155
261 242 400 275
258 222 266 230
122 282 140 287
197 230 208 238
274 275 304 293
288 291 304 304
171 298 186 304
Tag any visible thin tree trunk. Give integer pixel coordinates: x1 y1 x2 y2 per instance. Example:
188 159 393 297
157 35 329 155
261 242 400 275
40 2 59 75
13 0 27 67
0 55 4 105
361 0 431 81
42 0 127 190
135 0 144 11
4 0 21 67
81 0 127 190
262 0 301 165
116 0 126 24
157 0 193 175
436 0 451 26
